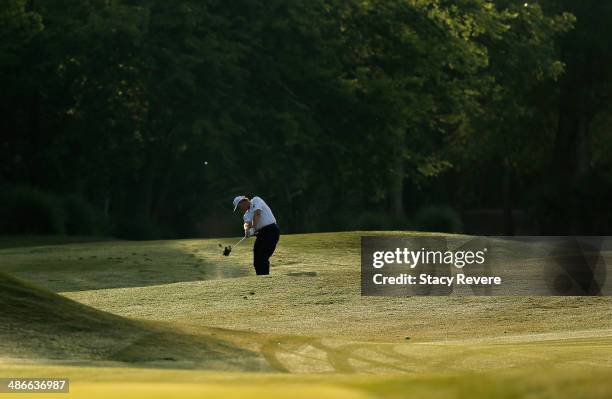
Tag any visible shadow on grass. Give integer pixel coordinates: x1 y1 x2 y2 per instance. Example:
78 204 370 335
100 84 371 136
0 235 116 249
0 237 251 292
0 272 272 371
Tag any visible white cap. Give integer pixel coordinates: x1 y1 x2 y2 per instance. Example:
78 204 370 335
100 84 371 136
232 195 247 212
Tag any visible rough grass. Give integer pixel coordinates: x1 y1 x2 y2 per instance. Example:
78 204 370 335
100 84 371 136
0 272 269 371
0 235 114 249
1 231 611 398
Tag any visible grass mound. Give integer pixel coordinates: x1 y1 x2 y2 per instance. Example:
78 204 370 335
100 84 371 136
0 272 269 371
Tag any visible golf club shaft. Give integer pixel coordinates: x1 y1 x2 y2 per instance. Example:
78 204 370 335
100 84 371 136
233 236 247 247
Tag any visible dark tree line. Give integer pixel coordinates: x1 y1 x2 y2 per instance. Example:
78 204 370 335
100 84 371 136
1 0 610 238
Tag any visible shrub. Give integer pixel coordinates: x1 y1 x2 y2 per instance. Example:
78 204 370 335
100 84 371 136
348 211 409 231
62 195 100 235
414 205 463 233
0 185 65 235
114 215 161 240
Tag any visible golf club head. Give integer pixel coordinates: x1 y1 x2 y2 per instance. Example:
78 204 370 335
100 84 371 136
223 246 232 256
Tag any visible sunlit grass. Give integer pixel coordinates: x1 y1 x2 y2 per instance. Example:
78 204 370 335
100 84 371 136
1 232 612 398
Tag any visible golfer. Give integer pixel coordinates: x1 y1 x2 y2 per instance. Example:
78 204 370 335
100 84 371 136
233 195 280 275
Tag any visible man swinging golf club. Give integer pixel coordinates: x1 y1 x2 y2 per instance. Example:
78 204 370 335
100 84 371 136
233 195 280 275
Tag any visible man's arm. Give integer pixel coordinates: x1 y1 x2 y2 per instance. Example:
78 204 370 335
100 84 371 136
252 209 262 231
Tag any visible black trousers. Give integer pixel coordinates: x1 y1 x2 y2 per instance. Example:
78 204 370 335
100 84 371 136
253 223 280 275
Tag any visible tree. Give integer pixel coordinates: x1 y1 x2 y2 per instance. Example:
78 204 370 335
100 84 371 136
0 0 43 184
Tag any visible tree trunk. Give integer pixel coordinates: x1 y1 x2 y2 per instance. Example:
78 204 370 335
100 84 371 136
502 158 515 235
548 39 596 234
552 83 593 184
390 151 405 219
27 92 41 186
133 149 156 222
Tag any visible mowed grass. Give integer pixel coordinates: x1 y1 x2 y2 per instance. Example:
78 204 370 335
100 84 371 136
1 364 612 399
1 231 612 398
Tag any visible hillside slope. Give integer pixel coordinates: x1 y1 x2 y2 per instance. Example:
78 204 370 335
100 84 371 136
0 272 269 371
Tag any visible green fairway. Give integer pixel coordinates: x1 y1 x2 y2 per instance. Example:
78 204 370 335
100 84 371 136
1 232 612 398
1 364 612 399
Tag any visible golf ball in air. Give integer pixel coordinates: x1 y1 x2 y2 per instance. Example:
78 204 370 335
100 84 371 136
204 161 208 165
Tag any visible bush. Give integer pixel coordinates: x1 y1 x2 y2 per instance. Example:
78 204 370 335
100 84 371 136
348 211 409 231
526 173 612 234
62 195 100 235
114 215 161 240
0 186 65 235
414 205 463 233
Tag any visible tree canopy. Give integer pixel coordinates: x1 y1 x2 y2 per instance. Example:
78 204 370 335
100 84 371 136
1 0 609 237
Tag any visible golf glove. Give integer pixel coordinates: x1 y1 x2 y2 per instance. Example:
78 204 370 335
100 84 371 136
246 227 256 237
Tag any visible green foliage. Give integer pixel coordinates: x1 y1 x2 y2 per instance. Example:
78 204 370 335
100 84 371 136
0 0 42 68
347 211 410 231
62 195 103 236
114 215 161 240
414 205 463 233
0 186 65 235
1 0 607 236
0 187 109 236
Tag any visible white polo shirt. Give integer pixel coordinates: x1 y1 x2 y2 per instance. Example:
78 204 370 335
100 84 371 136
243 196 277 230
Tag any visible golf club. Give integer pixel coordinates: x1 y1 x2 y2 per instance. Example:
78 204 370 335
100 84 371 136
220 236 247 256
